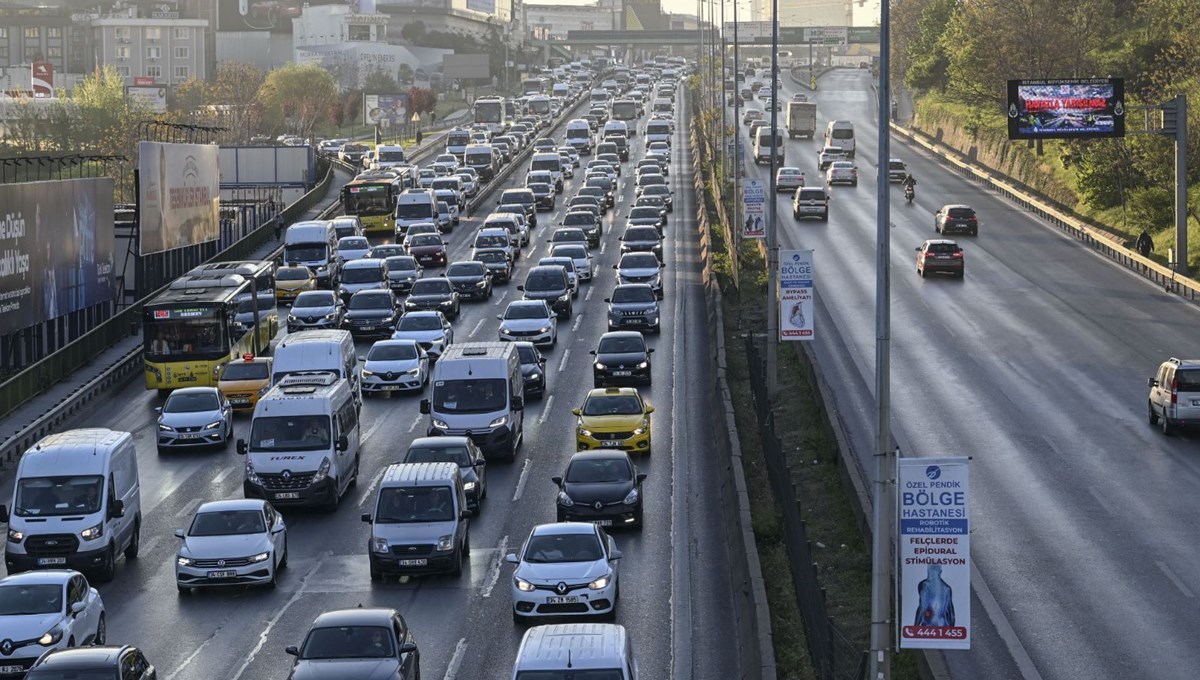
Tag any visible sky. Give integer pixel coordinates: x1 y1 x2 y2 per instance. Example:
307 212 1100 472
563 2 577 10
524 0 882 24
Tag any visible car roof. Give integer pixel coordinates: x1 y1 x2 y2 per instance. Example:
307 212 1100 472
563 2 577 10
0 570 77 586
600 330 645 341
311 607 399 628
530 521 600 537
568 449 632 464
410 436 471 448
343 258 383 269
585 386 640 399
924 239 960 247
169 386 220 396
35 646 130 668
508 299 550 309
196 499 268 514
941 204 973 210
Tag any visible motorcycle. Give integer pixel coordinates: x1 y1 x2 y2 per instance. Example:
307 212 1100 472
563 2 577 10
904 184 915 204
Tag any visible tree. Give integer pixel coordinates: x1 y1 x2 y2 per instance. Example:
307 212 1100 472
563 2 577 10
904 0 957 93
400 20 427 44
256 63 339 138
171 77 208 116
407 86 438 117
363 67 400 94
209 62 267 141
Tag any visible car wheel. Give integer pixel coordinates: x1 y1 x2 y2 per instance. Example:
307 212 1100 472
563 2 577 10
95 546 116 583
370 563 383 582
267 564 278 589
348 455 360 488
793 210 800 219
450 545 465 578
918 266 925 277
1161 410 1174 436
971 228 978 236
124 521 140 559
176 583 191 595
1148 401 1160 425
324 481 340 513
280 538 288 570
94 614 106 645
556 508 566 522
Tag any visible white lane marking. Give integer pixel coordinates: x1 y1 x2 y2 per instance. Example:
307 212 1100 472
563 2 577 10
511 458 533 502
1089 486 1116 515
537 395 556 425
970 561 1047 680
1157 561 1196 598
176 497 203 519
407 412 423 433
495 290 509 306
479 535 508 598
572 314 584 332
585 287 594 301
469 318 486 338
600 241 607 254
669 108 692 680
230 553 329 680
557 349 572 374
358 469 386 508
140 536 163 558
361 415 386 444
442 638 469 680
165 629 220 680
211 465 237 487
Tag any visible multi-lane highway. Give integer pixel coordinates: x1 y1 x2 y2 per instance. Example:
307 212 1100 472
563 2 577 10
739 68 1200 680
0 89 744 679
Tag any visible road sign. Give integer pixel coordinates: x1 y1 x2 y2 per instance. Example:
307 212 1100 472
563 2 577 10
804 26 847 43
898 458 971 651
779 250 813 340
742 179 765 239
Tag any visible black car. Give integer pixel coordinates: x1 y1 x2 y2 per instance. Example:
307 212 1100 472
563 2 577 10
577 186 611 213
604 135 630 161
596 154 624 173
25 646 156 680
626 205 666 231
445 260 493 301
343 289 399 337
384 255 423 294
519 265 573 320
562 210 602 247
527 182 556 211
402 436 487 513
285 608 419 680
553 451 646 529
591 331 653 387
566 195 604 219
497 188 538 227
585 178 615 208
473 248 512 284
606 283 660 333
619 225 664 260
404 277 461 320
641 184 673 212
514 341 547 399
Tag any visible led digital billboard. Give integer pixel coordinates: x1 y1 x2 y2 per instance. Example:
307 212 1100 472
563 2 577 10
1006 78 1125 140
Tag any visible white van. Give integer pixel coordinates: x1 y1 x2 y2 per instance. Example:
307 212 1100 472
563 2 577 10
753 126 785 165
420 343 525 461
284 220 338 287
644 120 672 146
651 97 673 114
373 144 407 169
395 189 441 237
602 120 630 141
360 462 470 579
824 120 856 158
590 89 610 106
511 624 638 680
529 152 565 192
337 258 388 301
239 372 361 511
1 429 141 582
273 329 361 406
564 119 594 154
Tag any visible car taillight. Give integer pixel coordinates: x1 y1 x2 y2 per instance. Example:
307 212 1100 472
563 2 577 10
1171 378 1179 404
967 216 977 222
952 251 963 258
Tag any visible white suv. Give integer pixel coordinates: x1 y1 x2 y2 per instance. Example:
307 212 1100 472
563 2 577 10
1148 358 1200 435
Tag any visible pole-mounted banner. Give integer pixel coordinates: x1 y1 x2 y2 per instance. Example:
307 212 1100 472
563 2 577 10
779 249 813 341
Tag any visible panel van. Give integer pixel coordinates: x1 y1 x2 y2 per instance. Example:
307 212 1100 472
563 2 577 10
511 624 638 680
360 462 470 579
395 189 441 237
420 343 524 461
0 429 141 582
824 120 856 158
272 329 360 406
283 220 338 287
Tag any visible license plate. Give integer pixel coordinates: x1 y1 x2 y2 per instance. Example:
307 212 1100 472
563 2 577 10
1191 400 1200 407
178 433 199 439
231 399 249 406
936 255 951 259
592 519 613 526
383 385 404 391
398 558 427 566
36 557 66 566
547 596 579 604
274 492 300 500
613 370 632 376
0 665 24 674
601 441 621 447
207 570 237 578
627 318 645 324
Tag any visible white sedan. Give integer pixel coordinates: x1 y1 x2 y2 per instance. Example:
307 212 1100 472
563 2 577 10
360 339 430 393
0 570 106 670
826 160 859 186
498 300 558 347
175 499 288 592
775 167 805 192
506 522 621 623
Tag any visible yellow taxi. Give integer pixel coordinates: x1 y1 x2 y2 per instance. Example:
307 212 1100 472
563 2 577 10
217 354 273 412
572 387 654 454
275 265 317 304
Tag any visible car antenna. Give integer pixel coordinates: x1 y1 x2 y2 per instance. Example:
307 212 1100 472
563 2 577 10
567 649 573 668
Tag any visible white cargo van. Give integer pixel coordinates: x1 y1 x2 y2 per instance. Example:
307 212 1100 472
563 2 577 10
395 189 441 237
360 462 470 579
1 429 141 582
511 624 638 680
824 120 856 157
529 152 565 192
753 126 785 165
644 120 672 146
420 343 524 461
373 144 407 169
284 220 338 287
239 372 361 511
564 119 594 154
273 329 360 406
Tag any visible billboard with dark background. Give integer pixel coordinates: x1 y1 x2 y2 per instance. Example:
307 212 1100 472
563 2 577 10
1007 78 1125 140
0 179 116 332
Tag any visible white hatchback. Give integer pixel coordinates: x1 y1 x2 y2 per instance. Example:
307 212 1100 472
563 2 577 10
506 522 621 623
0 570 106 671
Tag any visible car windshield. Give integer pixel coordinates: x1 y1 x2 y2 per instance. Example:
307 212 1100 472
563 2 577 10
276 268 310 281
446 263 485 277
523 533 604 563
475 251 506 264
396 315 442 331
410 280 450 295
14 475 104 517
189 509 265 536
583 395 642 416
612 286 654 304
622 253 659 269
552 230 585 243
386 257 417 272
375 486 456 523
0 584 62 616
221 362 269 381
598 336 645 353
410 234 442 248
644 186 669 197
372 247 404 258
505 303 549 320
625 227 659 241
165 391 220 412
248 415 331 452
948 208 976 218
432 378 508 413
301 626 395 660
294 293 335 308
889 162 906 170
342 267 382 284
528 183 551 194
369 343 419 361
565 212 597 226
339 238 369 251
517 345 539 364
404 445 472 467
779 169 801 177
630 207 659 220
349 293 391 310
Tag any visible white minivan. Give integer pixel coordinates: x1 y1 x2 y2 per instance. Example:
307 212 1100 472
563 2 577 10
273 329 361 407
239 372 361 511
753 126 785 165
824 120 856 158
511 624 638 680
1 428 142 582
395 189 441 237
420 343 525 461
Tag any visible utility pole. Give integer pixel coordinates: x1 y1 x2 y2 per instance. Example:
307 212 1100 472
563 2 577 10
765 0 779 395
869 0 895 674
732 0 740 243
720 0 727 186
1171 95 1188 276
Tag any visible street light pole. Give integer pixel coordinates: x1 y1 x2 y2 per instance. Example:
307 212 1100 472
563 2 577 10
732 0 740 244
765 0 779 395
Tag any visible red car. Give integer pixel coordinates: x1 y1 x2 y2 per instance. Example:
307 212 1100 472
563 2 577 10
916 239 965 278
406 233 448 266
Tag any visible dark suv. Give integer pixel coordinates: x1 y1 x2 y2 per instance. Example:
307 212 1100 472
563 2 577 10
518 265 573 320
934 204 979 236
915 239 964 278
26 646 156 680
606 283 661 333
591 331 654 387
497 188 538 227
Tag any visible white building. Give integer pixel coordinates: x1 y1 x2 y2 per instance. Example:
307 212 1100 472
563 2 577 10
525 0 619 39
295 42 450 91
292 3 389 46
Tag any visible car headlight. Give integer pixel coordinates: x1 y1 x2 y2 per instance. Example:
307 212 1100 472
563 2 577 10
594 362 606 370
361 368 375 377
489 415 508 428
432 418 449 430
256 384 271 395
475 280 487 288
38 627 64 647
372 537 390 554
406 367 421 376
247 551 270 563
245 459 260 485
558 293 571 302
463 481 477 491
80 523 103 541
7 529 23 543
622 488 640 505
557 491 574 507
514 576 536 592
177 555 194 567
158 423 172 432
204 420 223 431
588 573 612 590
632 427 646 436
637 361 649 369
439 299 453 307
324 313 337 321
578 426 593 437
287 314 298 322
312 457 331 484
436 535 455 552
538 325 552 334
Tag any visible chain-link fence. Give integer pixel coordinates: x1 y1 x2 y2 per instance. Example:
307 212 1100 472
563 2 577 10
745 335 867 680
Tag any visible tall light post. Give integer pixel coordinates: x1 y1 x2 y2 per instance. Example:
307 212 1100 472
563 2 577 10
765 0 779 395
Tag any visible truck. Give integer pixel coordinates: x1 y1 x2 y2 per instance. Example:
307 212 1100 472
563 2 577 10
785 101 817 140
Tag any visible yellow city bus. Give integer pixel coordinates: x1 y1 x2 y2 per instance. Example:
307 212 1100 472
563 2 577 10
142 271 278 391
342 176 400 234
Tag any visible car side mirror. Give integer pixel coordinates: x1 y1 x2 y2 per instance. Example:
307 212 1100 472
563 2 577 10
71 601 87 615
636 473 647 483
551 475 563 486
361 513 373 523
647 348 655 354
505 553 519 564
459 509 471 519
109 499 125 519
285 646 300 657
915 247 922 252
611 264 618 270
401 642 419 655
512 395 525 410
660 262 666 268
517 285 525 292
236 439 247 455
420 399 431 414
153 407 162 415
358 356 366 362
1148 378 1159 387
646 405 655 414
610 549 623 560
571 407 582 416
174 529 186 539
336 435 349 451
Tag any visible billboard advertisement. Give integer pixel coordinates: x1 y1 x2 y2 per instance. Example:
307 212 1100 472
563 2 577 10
1007 78 1125 140
138 141 221 255
363 93 409 126
443 54 491 80
779 249 813 340
127 85 168 113
741 178 765 238
217 0 343 31
898 457 971 650
0 179 115 331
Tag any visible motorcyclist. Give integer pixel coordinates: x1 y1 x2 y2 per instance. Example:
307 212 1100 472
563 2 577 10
902 173 917 200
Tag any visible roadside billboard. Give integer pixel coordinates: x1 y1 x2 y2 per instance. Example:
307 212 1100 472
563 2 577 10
779 249 813 340
363 93 409 126
898 457 971 650
0 179 115 330
138 141 221 255
442 54 491 80
127 85 168 113
1007 78 1125 140
742 178 765 238
31 62 53 98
